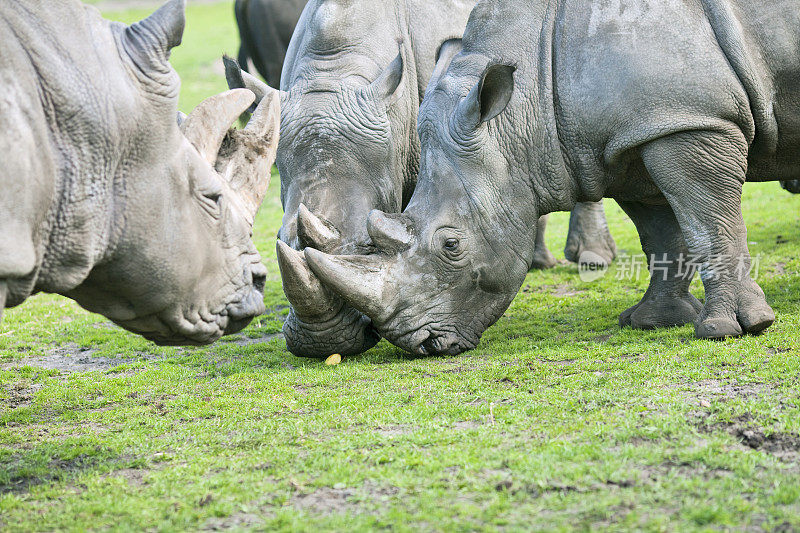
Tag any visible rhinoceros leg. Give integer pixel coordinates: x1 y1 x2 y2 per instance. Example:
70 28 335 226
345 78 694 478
564 201 617 267
0 281 6 324
529 215 557 270
641 130 774 339
617 201 702 329
781 181 800 194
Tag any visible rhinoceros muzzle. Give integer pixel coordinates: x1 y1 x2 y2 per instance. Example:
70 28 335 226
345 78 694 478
224 260 268 335
276 206 380 358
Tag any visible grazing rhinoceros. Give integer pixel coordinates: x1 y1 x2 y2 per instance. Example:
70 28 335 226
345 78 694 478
226 0 616 358
0 0 279 345
234 0 308 87
304 0 800 355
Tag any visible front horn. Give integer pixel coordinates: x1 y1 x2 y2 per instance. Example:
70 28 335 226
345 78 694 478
276 241 341 321
304 248 391 323
180 88 255 165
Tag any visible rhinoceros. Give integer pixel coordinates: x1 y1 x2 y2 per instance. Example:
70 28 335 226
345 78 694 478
234 0 308 87
304 0 800 355
227 0 616 358
0 0 279 345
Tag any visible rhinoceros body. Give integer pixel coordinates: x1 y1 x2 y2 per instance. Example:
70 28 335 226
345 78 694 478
234 0 308 87
0 0 279 345
229 0 616 358
305 0 800 355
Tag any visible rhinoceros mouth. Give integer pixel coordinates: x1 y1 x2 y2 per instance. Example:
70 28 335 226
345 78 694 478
114 283 266 346
381 323 478 357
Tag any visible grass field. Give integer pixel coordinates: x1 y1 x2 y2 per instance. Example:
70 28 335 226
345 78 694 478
2 1 800 531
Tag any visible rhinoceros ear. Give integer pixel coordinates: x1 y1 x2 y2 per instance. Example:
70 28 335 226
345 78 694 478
456 62 516 128
367 48 404 105
121 0 185 90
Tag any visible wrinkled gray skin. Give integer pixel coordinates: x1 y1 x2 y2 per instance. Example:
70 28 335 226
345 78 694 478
234 0 308 87
228 0 615 358
0 0 280 345
306 0 800 355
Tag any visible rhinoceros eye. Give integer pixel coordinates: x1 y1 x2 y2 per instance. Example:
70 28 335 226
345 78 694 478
198 188 223 219
444 238 460 251
204 191 222 206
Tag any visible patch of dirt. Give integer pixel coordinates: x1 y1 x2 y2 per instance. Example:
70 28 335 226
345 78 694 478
373 425 413 438
289 481 400 516
695 413 800 461
520 283 586 297
687 379 773 402
535 357 579 367
219 333 283 347
4 382 43 409
104 468 147 487
2 344 165 373
766 346 791 356
451 420 483 430
530 283 585 297
734 426 800 460
551 284 586 297
202 513 265 531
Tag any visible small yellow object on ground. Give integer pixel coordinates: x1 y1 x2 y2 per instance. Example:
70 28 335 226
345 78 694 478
325 353 342 365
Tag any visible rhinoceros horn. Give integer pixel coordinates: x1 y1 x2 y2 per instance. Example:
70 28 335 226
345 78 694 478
276 241 341 321
180 89 255 166
180 87 280 218
277 205 342 321
223 55 288 111
304 248 391 322
303 210 415 322
221 88 281 215
297 204 341 253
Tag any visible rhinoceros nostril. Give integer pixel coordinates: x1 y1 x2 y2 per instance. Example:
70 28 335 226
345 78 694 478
420 334 462 356
250 262 267 293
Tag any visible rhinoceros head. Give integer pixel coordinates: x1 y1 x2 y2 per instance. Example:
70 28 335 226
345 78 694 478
224 50 408 357
66 0 279 345
302 57 539 356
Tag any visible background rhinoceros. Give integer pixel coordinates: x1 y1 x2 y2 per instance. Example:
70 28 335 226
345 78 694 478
234 0 309 88
0 0 279 345
305 0 800 355
227 0 617 358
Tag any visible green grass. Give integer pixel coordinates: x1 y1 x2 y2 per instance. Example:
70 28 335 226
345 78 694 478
2 1 800 531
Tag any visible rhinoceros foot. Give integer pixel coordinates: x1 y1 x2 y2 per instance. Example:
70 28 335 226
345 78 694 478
694 287 774 340
620 292 703 330
530 245 557 270
564 202 617 267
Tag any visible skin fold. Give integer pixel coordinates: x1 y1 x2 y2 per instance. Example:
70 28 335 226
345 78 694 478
0 0 280 345
305 0 799 355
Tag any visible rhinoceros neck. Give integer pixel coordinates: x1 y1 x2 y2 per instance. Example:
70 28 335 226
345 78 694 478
466 0 579 220
6 3 128 294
